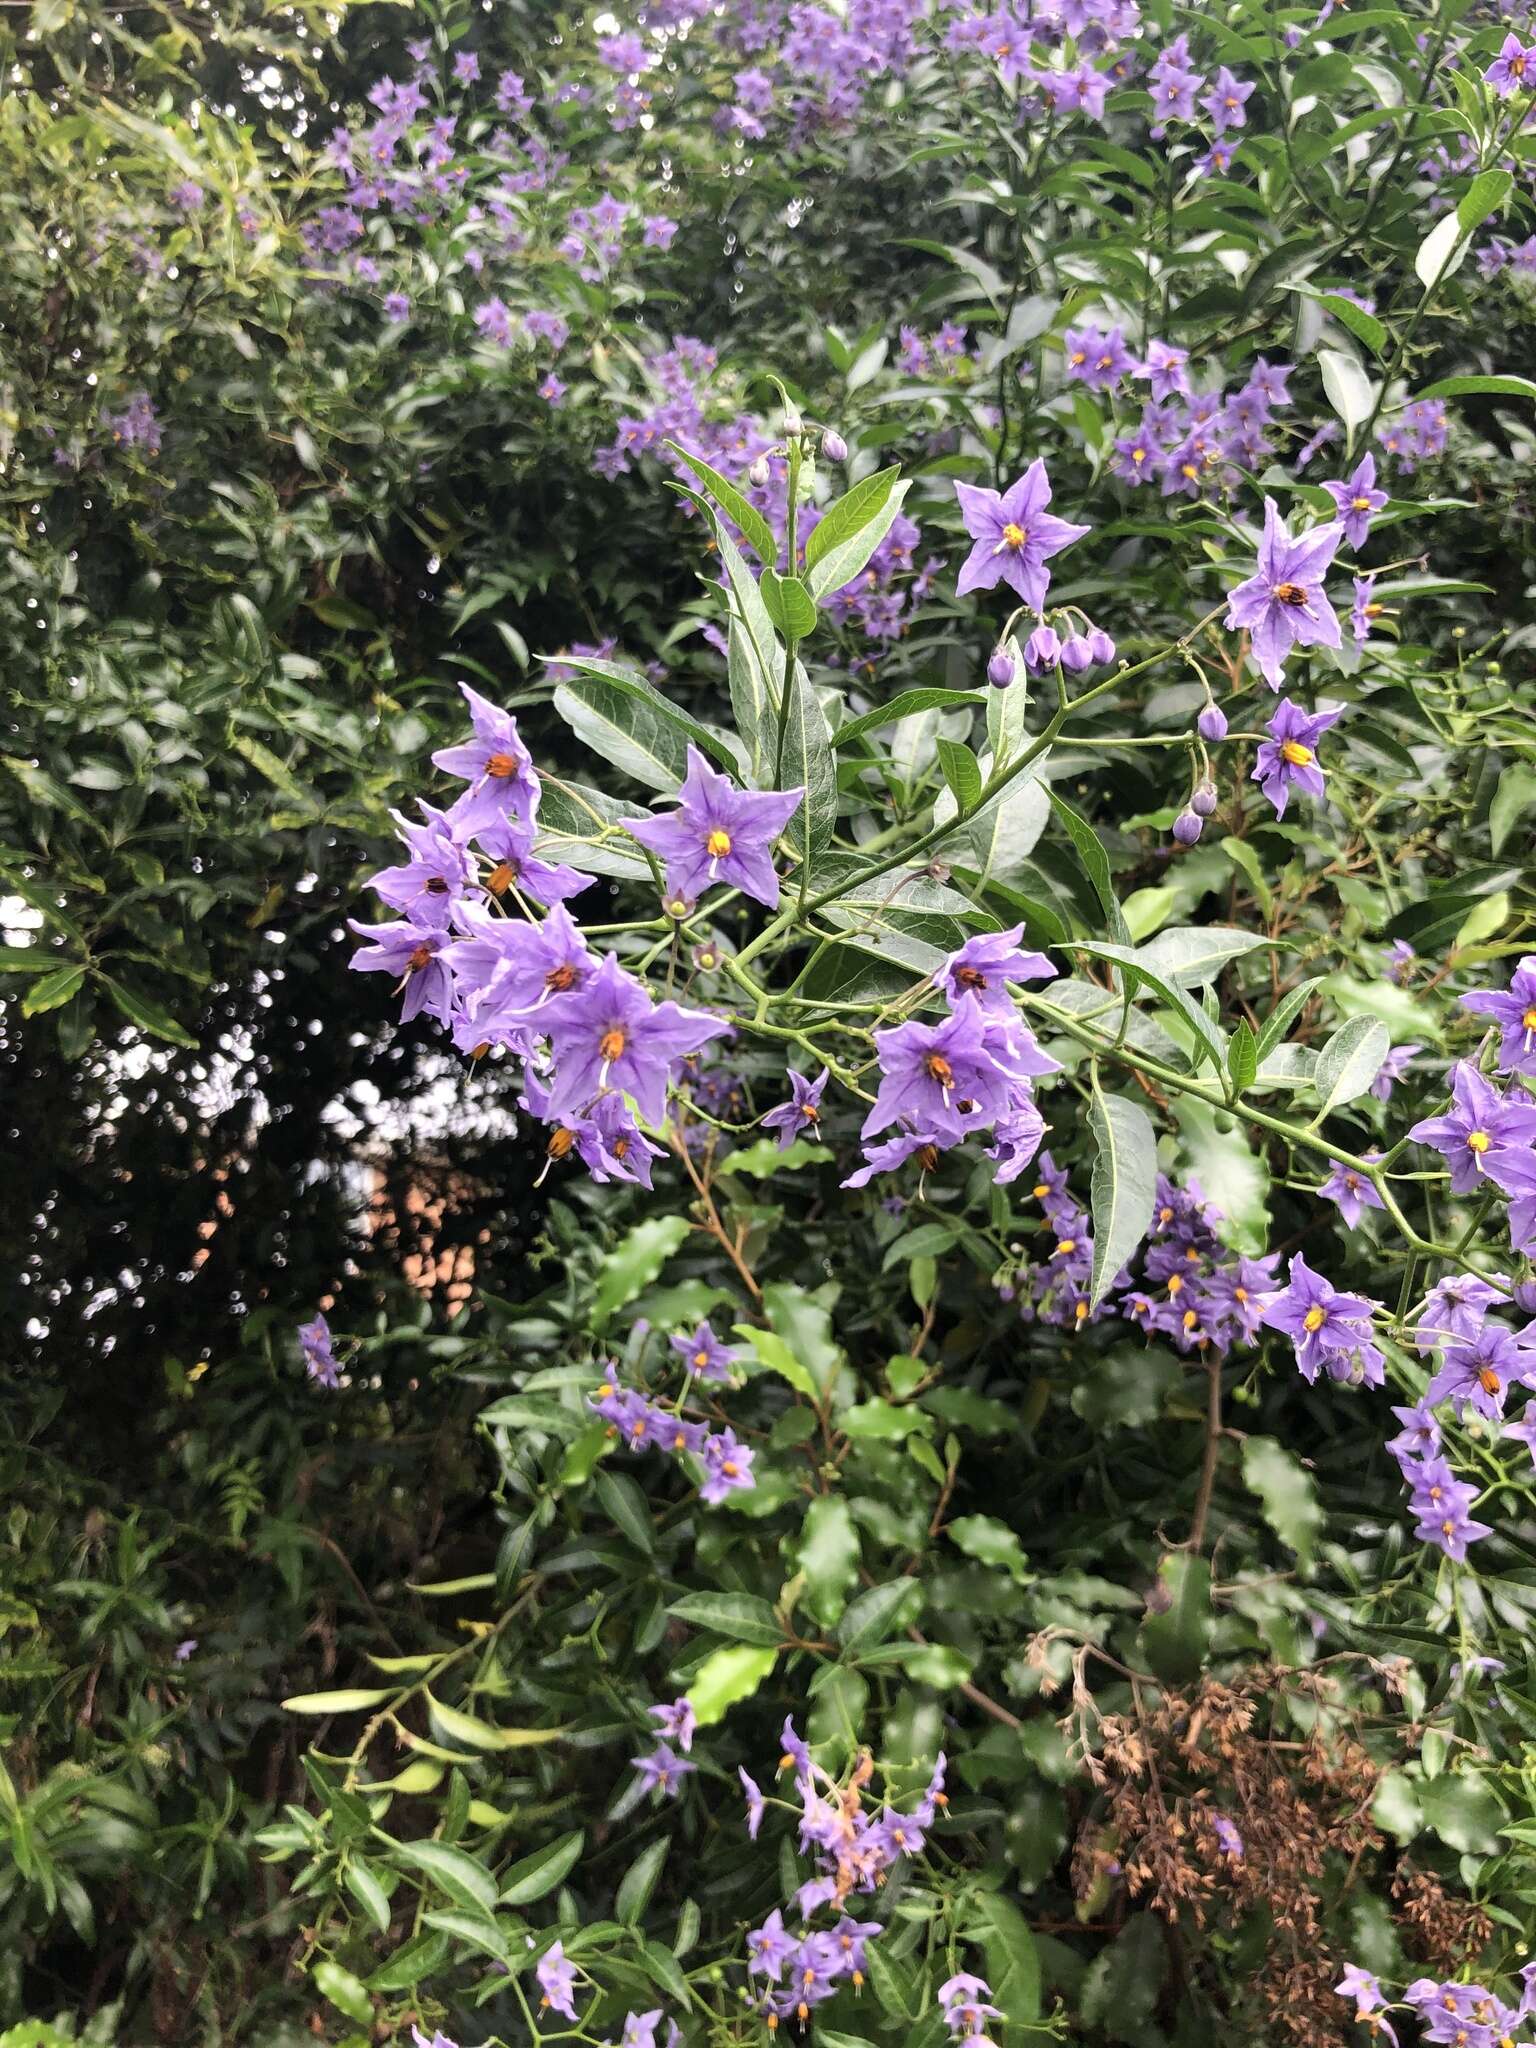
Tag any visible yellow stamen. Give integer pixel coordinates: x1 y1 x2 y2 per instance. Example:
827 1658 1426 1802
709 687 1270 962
1303 1305 1326 1332
1280 740 1314 766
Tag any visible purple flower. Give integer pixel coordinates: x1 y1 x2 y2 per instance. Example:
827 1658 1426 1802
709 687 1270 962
433 684 541 830
348 918 455 1026
1485 32 1536 96
537 1942 580 2020
953 462 1089 609
174 1637 198 1662
670 1321 739 1384
1211 1814 1244 1860
1318 1156 1385 1229
748 1908 795 1980
648 1698 697 1752
1258 1251 1380 1384
1426 1322 1523 1420
1324 454 1388 550
475 811 594 908
762 1067 829 1148
632 1744 695 1798
1335 1967 1388 2020
842 1128 948 1189
1408 1462 1492 1560
1416 1272 1505 1351
1408 1060 1536 1194
740 1768 765 1840
369 805 477 927
699 1428 755 1503
1202 67 1255 132
863 996 1013 1144
1063 324 1135 391
1384 938 1416 987
544 952 729 1124
1350 574 1382 644
1461 955 1536 1077
1251 698 1343 817
298 1313 341 1387
473 297 515 346
383 292 410 322
1141 340 1190 400
539 373 567 406
642 215 678 249
1369 1042 1420 1101
625 745 803 909
1224 499 1344 689
986 1097 1047 1183
939 1976 1002 2036
938 925 1055 1012
1387 1401 1441 1464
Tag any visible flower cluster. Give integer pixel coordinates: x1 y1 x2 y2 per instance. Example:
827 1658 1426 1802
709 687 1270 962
1335 1964 1536 2048
1107 349 1295 499
298 1313 341 1388
742 1723 946 2027
591 1334 756 1509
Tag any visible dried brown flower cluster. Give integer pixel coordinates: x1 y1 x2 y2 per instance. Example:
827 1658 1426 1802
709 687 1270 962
1069 1671 1479 2048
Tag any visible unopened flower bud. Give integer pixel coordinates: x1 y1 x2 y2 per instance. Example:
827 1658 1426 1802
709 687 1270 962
1190 780 1218 817
1197 704 1228 742
821 428 847 462
1514 1279 1536 1314
987 647 1016 689
1024 624 1061 669
783 408 803 436
748 454 771 488
1059 633 1093 673
1086 626 1116 664
1172 809 1204 847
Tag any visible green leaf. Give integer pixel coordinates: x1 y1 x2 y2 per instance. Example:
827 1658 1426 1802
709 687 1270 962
1080 1914 1166 2040
103 978 198 1049
500 1832 584 1905
1490 764 1536 855
1316 292 1388 358
839 1398 935 1441
1174 1097 1271 1256
935 736 983 812
595 1470 656 1554
425 1694 566 1752
1418 1772 1505 1855
973 1892 1042 2027
312 1959 373 2027
615 1835 670 1923
1086 1085 1158 1310
21 964 85 1017
343 1860 392 1935
1046 789 1130 944
946 1515 1030 1584
760 570 819 639
1139 1553 1213 1686
837 1580 921 1651
1311 1015 1389 1117
668 1591 785 1647
1254 975 1327 1063
1453 890 1508 953
591 1216 692 1333
796 1495 861 1627
394 1838 499 1915
779 668 837 871
664 443 778 565
806 479 911 600
1226 1019 1258 1095
282 1688 391 1714
1136 924 1266 988
832 689 987 753
1318 346 1376 436
1071 940 1228 1075
1242 1436 1323 1571
735 1323 818 1401
687 1644 778 1726
365 1931 452 1992
804 467 899 573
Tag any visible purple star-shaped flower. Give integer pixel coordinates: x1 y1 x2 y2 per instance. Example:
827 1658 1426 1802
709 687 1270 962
1257 1251 1380 1383
699 1427 755 1503
1486 31 1536 96
348 917 456 1026
937 924 1056 1012
370 805 478 927
544 950 729 1123
863 995 1012 1143
1426 1322 1523 1420
632 1744 695 1798
669 1320 739 1383
299 1313 341 1387
1318 1155 1385 1229
953 461 1090 609
647 1697 697 1752
842 1127 949 1189
537 1942 579 2021
762 1066 830 1148
739 1768 766 1840
474 810 594 907
1202 66 1254 132
1369 1042 1421 1100
1407 1060 1536 1194
625 745 803 909
1461 955 1536 1077
747 1909 796 1980
432 683 541 829
1251 697 1343 816
1350 574 1382 643
1324 453 1388 550
1225 499 1344 688
445 900 594 1029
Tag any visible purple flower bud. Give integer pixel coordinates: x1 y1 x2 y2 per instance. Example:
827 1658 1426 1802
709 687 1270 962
748 454 770 488
1059 633 1093 673
1197 704 1228 742
1172 809 1204 847
1086 626 1116 664
1024 624 1062 669
821 428 848 463
783 408 803 436
1514 1280 1536 1314
1190 781 1219 817
987 647 1016 689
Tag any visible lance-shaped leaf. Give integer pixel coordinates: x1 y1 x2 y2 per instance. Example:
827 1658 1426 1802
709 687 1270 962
806 476 910 599
1311 1015 1389 1118
664 442 778 565
1072 939 1228 1074
1087 1084 1158 1307
778 666 837 869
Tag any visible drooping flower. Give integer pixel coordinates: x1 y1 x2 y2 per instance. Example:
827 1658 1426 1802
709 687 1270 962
347 918 456 1026
1369 1043 1420 1100
669 1321 739 1384
474 810 595 907
1318 1155 1385 1229
298 1313 341 1387
1224 499 1344 688
1324 453 1388 550
648 1698 698 1752
1425 1322 1523 1420
544 951 730 1123
938 1975 1003 2036
537 1941 580 2021
953 461 1090 608
1407 1060 1536 1194
1461 955 1536 1077
1350 574 1383 644
1250 697 1343 816
1258 1251 1381 1384
625 745 804 909
937 925 1056 1012
370 805 478 926
762 1067 829 1147
740 1768 766 1840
